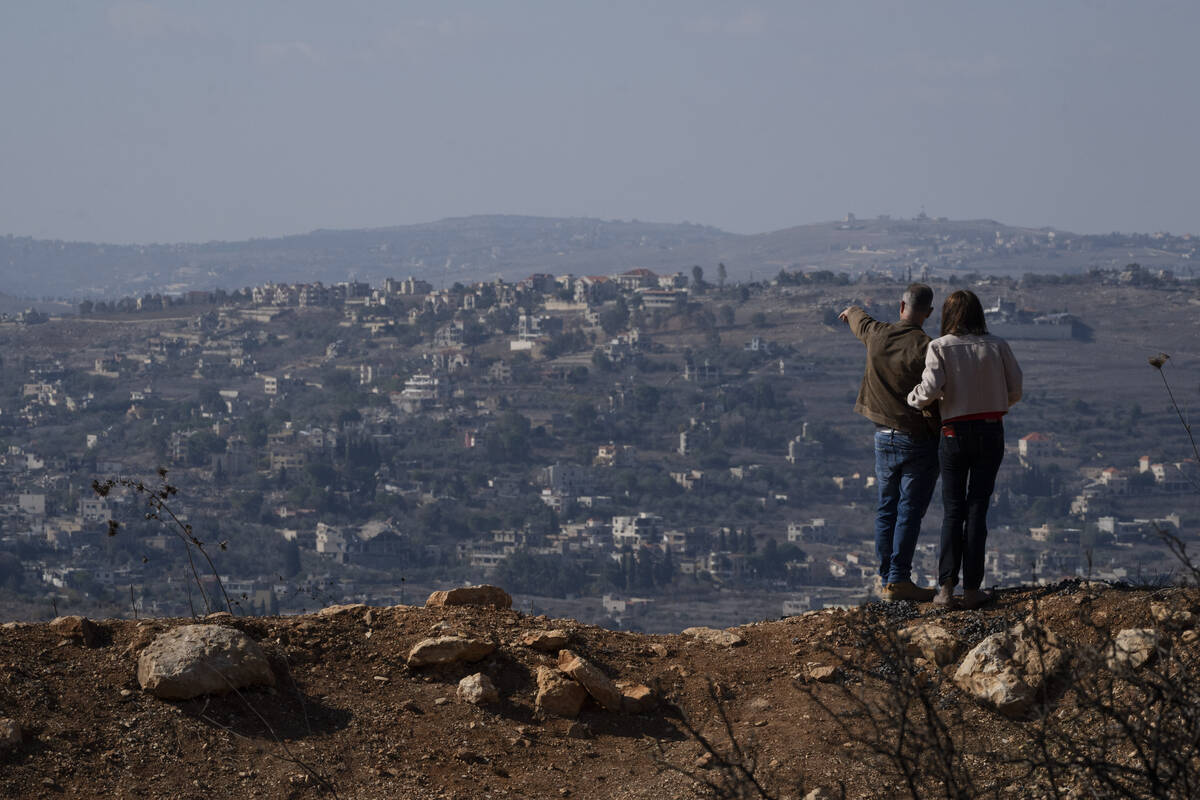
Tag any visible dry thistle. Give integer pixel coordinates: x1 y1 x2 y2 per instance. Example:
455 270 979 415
92 470 235 616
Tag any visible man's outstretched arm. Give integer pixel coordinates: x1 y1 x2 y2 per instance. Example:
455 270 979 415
838 305 881 343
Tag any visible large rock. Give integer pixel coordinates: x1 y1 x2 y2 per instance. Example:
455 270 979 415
0 718 21 750
682 626 746 647
317 603 368 617
535 666 587 718
617 682 657 714
898 623 960 666
457 673 499 705
519 629 569 651
1106 628 1159 671
954 619 1067 718
406 636 495 667
137 624 275 700
557 649 622 711
1150 602 1196 628
49 615 102 648
425 585 512 610
805 663 839 683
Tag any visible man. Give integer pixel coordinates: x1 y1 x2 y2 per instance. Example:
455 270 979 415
838 284 939 602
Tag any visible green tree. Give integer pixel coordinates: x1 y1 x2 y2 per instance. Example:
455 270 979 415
633 385 660 414
186 431 226 465
241 414 269 448
280 539 301 578
198 384 225 412
592 350 614 372
0 551 24 590
599 298 630 336
571 401 598 431
486 410 532 463
234 491 264 519
306 461 337 487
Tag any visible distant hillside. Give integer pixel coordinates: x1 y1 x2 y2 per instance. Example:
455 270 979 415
0 216 731 300
2 214 1196 300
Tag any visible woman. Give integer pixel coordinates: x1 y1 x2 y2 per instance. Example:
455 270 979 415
908 290 1022 609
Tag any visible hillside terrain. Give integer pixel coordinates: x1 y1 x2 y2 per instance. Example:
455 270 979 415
0 271 1197 630
1 581 1198 799
2 214 1196 299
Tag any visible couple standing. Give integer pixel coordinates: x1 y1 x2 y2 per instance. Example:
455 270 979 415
839 285 1022 609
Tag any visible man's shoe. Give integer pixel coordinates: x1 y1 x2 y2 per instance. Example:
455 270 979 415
932 584 959 608
883 580 937 603
961 589 991 609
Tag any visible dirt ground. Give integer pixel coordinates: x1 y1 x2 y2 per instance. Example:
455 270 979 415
1 580 1196 800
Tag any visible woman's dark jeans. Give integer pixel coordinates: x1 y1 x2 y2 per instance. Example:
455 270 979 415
938 419 1004 590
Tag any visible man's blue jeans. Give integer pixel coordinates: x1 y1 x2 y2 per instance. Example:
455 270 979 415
874 428 939 585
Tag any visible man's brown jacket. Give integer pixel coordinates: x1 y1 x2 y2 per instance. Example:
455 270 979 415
844 306 939 437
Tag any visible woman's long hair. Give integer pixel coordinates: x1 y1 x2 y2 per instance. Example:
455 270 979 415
940 290 988 336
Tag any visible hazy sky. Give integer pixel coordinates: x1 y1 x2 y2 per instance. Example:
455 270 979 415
3 1 1199 243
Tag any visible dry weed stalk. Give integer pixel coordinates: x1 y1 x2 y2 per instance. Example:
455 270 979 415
93 468 235 616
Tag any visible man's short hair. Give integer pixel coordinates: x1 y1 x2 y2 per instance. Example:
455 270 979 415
902 283 933 313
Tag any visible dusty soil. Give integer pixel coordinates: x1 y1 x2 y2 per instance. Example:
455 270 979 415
0 580 1196 800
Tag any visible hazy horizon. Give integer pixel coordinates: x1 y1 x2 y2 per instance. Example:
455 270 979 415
4 2 1200 244
0 211 1078 249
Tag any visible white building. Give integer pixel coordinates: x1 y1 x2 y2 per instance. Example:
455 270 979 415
612 513 663 549
78 497 110 524
1019 432 1054 465
18 493 45 517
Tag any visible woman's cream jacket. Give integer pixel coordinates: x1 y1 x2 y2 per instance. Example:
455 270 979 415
907 333 1022 420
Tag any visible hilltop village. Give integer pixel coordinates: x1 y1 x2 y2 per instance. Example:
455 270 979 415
0 264 1196 629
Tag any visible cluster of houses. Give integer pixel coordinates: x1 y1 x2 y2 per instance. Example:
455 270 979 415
78 266 690 322
52 266 700 423
984 297 1082 340
5 401 1193 615
1069 453 1198 516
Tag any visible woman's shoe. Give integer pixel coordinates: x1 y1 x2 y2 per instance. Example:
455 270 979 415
961 589 991 609
932 584 959 608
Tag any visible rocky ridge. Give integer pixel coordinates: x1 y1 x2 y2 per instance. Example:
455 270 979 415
0 581 1197 799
